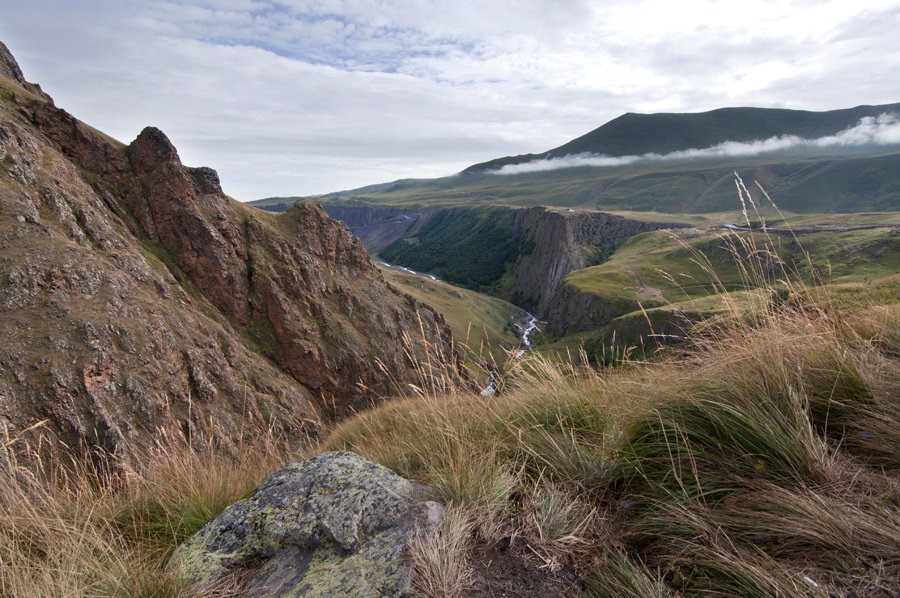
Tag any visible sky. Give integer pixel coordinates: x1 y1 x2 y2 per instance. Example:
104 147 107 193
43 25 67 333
2 0 900 200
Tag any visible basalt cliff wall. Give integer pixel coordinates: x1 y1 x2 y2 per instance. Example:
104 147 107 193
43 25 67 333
508 208 685 316
0 42 457 460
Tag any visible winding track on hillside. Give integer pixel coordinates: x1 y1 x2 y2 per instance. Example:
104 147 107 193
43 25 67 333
622 265 648 290
723 223 900 235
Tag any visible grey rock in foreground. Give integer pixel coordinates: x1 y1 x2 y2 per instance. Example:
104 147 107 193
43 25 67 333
169 451 443 597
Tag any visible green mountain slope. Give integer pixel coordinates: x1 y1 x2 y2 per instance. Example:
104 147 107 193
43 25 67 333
249 103 900 214
463 103 900 173
291 150 900 214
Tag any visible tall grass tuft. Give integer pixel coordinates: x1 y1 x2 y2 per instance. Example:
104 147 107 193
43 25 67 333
112 428 287 563
327 178 900 596
410 505 476 597
0 424 290 596
0 442 147 596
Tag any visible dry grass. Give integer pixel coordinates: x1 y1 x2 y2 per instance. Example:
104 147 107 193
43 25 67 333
0 447 144 596
0 425 291 597
2 179 898 596
411 505 476 598
324 180 900 597
325 298 900 592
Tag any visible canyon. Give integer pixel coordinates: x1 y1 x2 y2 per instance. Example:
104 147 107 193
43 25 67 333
319 202 686 337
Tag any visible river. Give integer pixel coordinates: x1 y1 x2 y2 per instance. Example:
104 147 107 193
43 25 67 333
482 313 540 396
377 261 537 395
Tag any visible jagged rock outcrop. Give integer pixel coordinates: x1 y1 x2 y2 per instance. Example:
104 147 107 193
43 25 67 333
0 41 50 102
170 451 443 597
125 127 253 324
0 42 458 460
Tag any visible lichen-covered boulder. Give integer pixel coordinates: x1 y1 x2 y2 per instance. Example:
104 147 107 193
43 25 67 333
169 451 443 597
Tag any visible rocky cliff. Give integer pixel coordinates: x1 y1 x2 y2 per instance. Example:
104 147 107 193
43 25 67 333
509 208 684 316
325 202 682 322
0 42 457 460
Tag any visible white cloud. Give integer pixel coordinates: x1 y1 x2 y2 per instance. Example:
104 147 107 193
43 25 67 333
492 113 900 175
813 113 900 146
1 0 899 198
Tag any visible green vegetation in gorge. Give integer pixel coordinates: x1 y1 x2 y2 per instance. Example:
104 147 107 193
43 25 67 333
379 207 522 291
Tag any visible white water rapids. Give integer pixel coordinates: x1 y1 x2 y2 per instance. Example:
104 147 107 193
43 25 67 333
378 261 441 281
515 314 539 358
481 313 540 396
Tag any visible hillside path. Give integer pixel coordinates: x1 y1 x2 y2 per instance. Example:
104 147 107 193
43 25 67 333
622 265 647 290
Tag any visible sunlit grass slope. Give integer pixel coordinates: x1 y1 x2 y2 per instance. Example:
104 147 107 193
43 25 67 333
547 212 900 354
568 222 900 306
324 279 900 597
380 266 527 363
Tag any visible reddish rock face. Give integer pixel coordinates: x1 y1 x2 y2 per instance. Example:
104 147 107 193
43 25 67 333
0 43 459 460
125 126 252 325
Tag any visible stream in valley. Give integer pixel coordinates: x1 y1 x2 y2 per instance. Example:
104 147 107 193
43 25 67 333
377 260 538 396
481 313 540 396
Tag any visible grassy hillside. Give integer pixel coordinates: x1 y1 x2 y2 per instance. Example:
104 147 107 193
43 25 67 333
567 223 900 306
379 266 527 362
543 210 900 356
268 147 900 214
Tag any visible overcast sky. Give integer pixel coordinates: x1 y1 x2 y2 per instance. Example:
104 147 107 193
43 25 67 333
2 0 900 200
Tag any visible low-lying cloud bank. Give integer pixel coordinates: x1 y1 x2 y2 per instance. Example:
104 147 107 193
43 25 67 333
491 113 900 175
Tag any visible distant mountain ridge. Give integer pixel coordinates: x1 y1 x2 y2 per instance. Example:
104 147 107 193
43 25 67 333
251 102 900 215
462 104 900 174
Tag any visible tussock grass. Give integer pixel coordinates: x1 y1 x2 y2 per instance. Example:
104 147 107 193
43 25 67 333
0 448 143 596
0 426 290 597
411 505 476 598
584 547 671 598
324 180 900 596
112 429 287 563
3 179 898 596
